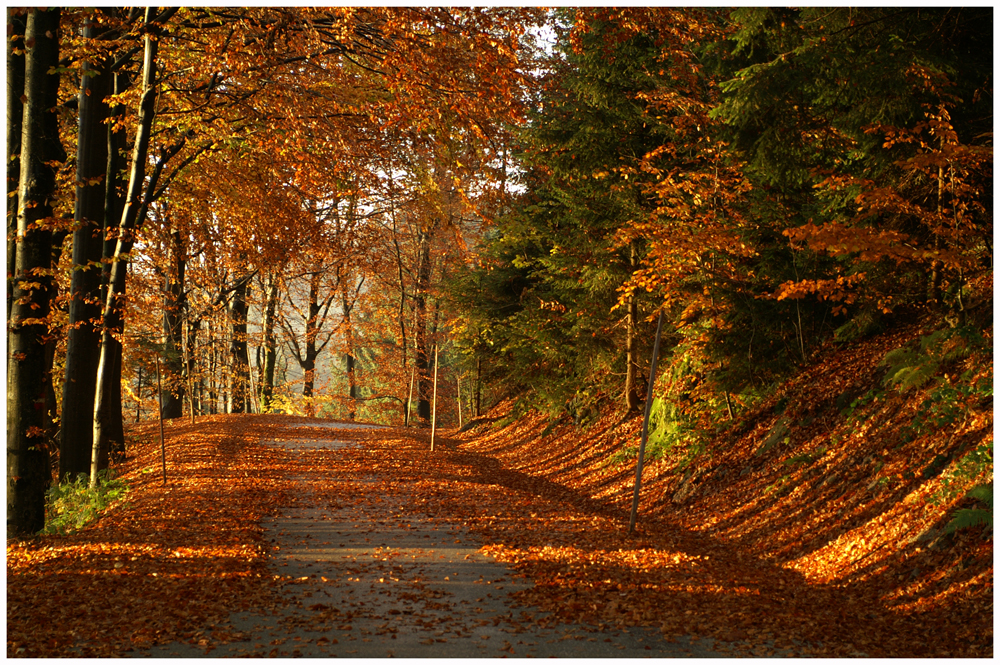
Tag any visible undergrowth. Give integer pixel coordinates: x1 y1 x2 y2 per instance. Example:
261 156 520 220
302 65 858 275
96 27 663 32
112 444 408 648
42 470 129 535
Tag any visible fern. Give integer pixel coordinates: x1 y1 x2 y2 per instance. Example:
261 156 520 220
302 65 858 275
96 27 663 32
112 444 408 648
880 326 981 392
944 483 993 536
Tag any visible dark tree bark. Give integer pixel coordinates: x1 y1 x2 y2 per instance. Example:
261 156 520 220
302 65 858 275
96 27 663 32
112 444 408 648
96 69 131 464
207 318 219 414
298 272 322 416
7 7 63 535
60 17 113 481
475 356 482 418
260 271 280 411
391 208 410 420
101 68 129 305
623 240 643 414
228 278 250 413
160 227 186 419
186 319 200 416
340 270 364 421
414 225 435 424
6 9 25 321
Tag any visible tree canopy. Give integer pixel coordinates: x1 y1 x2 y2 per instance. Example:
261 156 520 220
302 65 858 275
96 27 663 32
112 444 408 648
5 7 991 538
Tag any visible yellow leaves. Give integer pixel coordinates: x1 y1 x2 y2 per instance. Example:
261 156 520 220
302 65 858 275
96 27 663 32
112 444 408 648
537 298 567 313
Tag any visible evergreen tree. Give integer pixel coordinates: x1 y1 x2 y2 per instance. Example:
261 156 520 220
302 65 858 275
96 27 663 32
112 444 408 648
452 12 668 417
714 8 993 327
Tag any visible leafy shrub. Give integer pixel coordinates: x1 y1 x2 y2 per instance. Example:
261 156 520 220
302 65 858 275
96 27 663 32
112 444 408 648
610 397 705 466
262 393 306 416
42 471 129 535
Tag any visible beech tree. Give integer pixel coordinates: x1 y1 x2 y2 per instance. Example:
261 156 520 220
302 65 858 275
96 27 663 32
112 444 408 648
60 11 114 479
8 7 65 535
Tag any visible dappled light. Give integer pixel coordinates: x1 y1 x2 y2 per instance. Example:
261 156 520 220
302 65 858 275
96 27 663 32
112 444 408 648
6 7 990 659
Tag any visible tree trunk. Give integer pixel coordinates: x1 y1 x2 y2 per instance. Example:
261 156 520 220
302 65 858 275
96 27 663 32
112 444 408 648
301 270 322 417
102 69 129 305
93 8 160 486
161 227 186 419
60 18 112 481
475 356 482 418
623 241 642 414
97 69 130 465
343 292 358 421
104 342 125 465
414 226 433 424
6 9 25 321
260 272 279 411
228 278 250 413
187 319 201 415
392 213 409 420
8 7 63 535
207 318 218 414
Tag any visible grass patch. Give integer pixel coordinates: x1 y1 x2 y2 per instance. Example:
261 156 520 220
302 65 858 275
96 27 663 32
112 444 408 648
41 470 129 535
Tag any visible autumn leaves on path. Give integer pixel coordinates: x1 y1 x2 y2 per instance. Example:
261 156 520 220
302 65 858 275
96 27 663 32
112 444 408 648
141 417 725 658
7 415 717 657
7 414 958 657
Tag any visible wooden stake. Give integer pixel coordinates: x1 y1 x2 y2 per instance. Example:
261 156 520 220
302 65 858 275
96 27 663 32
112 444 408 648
430 345 439 451
457 374 463 430
156 356 167 485
628 310 664 535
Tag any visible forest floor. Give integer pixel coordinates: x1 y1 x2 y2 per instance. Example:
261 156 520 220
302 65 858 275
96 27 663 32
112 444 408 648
6 328 993 658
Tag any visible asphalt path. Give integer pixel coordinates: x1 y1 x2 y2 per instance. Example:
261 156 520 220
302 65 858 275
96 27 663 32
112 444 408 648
141 423 733 658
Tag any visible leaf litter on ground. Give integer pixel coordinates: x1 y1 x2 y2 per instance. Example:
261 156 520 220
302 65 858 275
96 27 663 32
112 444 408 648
7 338 993 660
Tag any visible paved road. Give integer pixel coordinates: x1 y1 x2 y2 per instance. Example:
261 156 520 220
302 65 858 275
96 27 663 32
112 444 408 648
142 425 733 658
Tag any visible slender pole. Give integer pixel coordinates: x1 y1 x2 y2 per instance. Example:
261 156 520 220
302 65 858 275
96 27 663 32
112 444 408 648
156 356 167 484
457 374 463 429
430 344 439 451
405 365 416 427
628 310 665 535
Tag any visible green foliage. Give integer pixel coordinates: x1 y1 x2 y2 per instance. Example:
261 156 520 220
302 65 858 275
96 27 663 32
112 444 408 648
880 327 983 393
840 387 883 425
449 9 992 478
646 397 702 457
42 471 129 535
610 396 708 468
784 447 825 467
944 483 993 536
880 327 991 442
935 441 993 505
714 7 992 322
911 372 993 435
447 15 667 413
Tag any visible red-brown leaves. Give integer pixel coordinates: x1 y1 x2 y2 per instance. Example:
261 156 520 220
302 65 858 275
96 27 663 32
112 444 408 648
7 394 991 657
7 415 291 657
